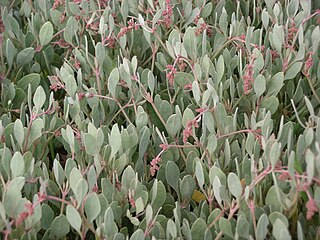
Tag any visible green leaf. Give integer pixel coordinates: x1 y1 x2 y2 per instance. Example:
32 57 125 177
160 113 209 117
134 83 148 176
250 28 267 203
53 159 65 188
227 173 242 199
136 106 148 130
216 55 225 83
305 149 315 184
183 27 196 60
16 47 35 66
207 134 217 155
84 133 99 156
266 186 282 212
3 177 25 218
180 176 196 203
135 197 144 214
261 9 269 29
272 219 291 240
219 8 228 35
174 72 194 88
139 127 150 161
29 118 44 146
267 72 284 96
219 217 234 238
64 16 78 44
269 142 281 169
6 39 17 68
33 86 46 111
260 96 279 114
166 114 182 137
256 214 269 240
284 62 303 80
209 166 226 186
75 179 88 207
69 168 83 192
39 21 54 46
104 207 118 238
66 205 82 234
201 2 213 18
272 24 284 53
122 166 135 190
108 68 120 97
254 74 266 98
195 161 204 190
85 193 101 223
64 75 77 96
109 124 121 158
166 161 180 194
236 216 249 238
182 108 195 128
151 180 166 211
17 73 41 93
51 214 70 239
167 219 177 238
130 229 145 240
191 218 207 239
41 204 54 230
14 119 24 149
269 212 289 228
10 152 25 178
192 81 201 104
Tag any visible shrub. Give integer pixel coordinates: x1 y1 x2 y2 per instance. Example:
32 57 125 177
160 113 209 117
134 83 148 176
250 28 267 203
0 0 320 239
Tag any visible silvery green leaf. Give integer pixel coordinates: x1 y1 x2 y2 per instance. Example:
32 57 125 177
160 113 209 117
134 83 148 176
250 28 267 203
75 179 88 207
254 74 266 98
256 214 269 240
13 119 24 149
53 159 65 188
66 205 82 234
33 86 46 111
227 173 242 200
109 123 121 158
108 68 120 97
51 214 70 239
195 161 204 190
166 114 182 137
166 161 180 194
39 22 54 46
17 47 35 66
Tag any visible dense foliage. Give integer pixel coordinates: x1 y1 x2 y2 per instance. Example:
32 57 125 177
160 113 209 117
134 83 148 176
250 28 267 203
0 0 320 239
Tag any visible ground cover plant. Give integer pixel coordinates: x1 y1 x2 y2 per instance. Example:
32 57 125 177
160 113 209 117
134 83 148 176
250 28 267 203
0 0 320 239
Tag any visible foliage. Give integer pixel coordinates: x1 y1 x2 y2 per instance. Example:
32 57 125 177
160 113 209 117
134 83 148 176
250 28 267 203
0 0 320 239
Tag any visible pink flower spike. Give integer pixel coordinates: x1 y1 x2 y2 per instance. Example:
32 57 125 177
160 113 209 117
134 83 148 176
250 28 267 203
306 197 318 220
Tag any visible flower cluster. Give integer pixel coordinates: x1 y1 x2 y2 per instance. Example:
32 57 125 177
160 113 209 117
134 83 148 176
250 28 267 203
183 119 199 143
117 19 139 38
0 17 4 33
306 197 318 220
195 23 212 37
49 75 65 92
243 64 254 94
270 49 279 61
304 52 314 76
102 36 116 48
128 190 136 208
162 0 173 28
15 203 34 226
53 0 65 10
178 59 187 71
287 21 298 42
52 39 70 48
166 64 177 86
184 83 192 90
150 156 161 176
